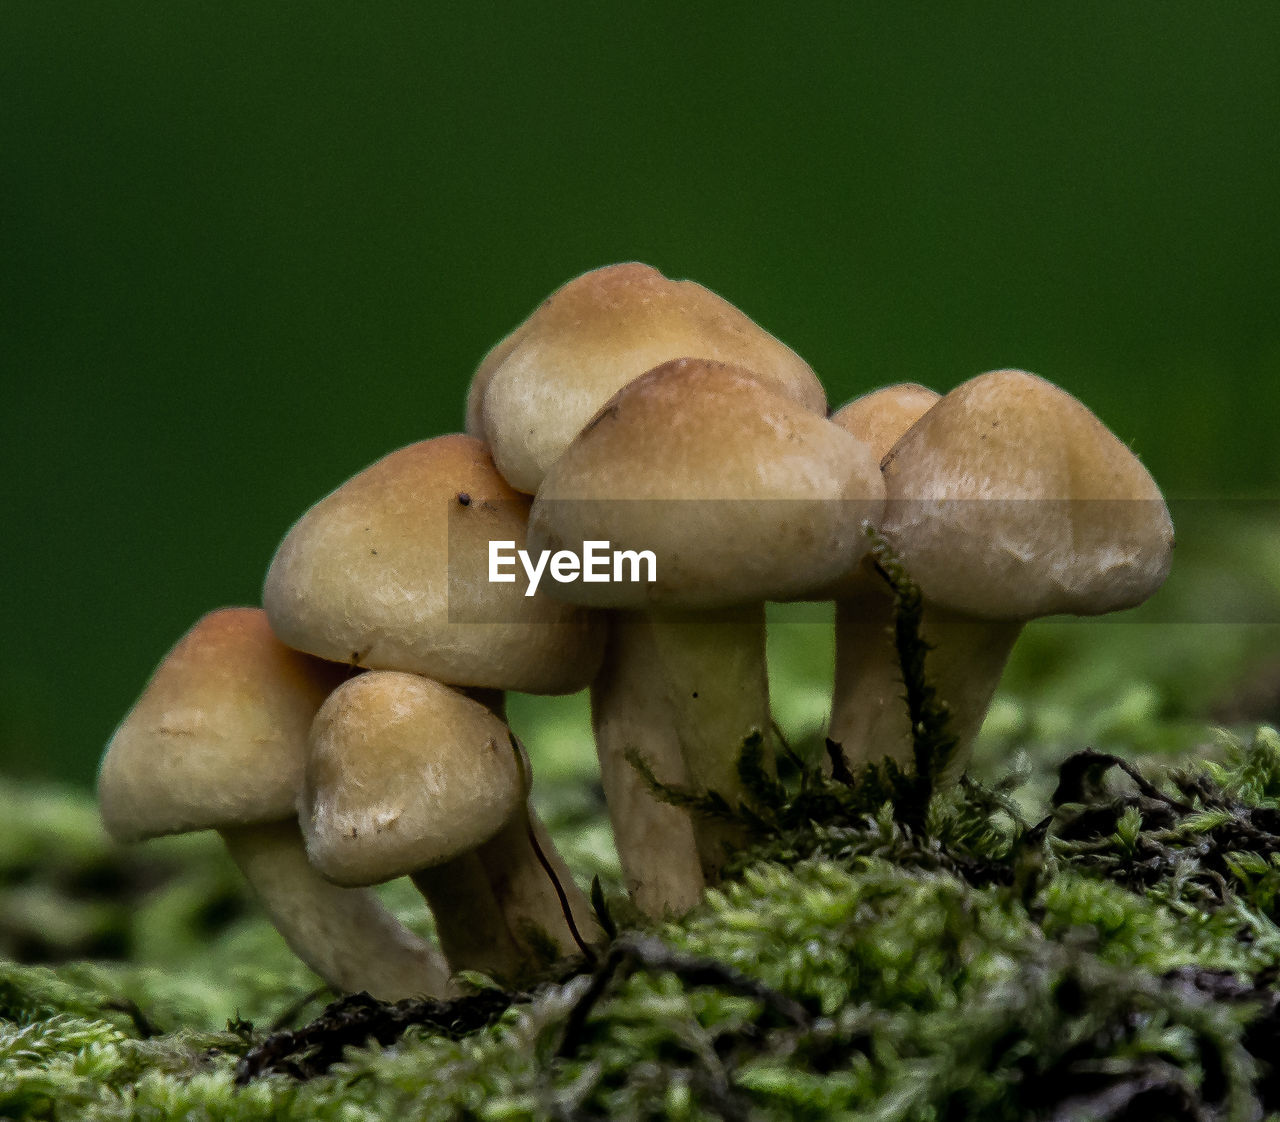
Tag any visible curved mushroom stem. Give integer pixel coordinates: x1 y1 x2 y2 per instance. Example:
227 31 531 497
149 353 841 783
479 810 602 961
219 819 453 1000
461 688 604 961
410 854 525 983
830 599 1021 782
647 603 772 881
591 611 704 918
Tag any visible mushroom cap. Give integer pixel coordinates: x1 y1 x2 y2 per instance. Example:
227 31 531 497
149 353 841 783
528 358 884 609
815 383 942 600
831 383 941 464
476 263 827 493
98 608 346 843
879 369 1174 621
263 434 604 693
302 671 525 886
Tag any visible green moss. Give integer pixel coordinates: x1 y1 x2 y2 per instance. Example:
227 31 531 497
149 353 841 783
5 729 1280 1118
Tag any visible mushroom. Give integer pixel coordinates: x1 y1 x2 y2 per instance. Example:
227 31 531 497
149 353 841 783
303 670 550 983
530 358 884 880
846 369 1174 776
825 384 941 769
471 262 826 494
264 434 603 957
97 608 451 999
467 265 829 915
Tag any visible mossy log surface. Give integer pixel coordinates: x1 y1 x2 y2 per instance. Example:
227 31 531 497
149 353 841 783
4 724 1280 1120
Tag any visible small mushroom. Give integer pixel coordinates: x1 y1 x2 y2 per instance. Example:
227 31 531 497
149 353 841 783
303 670 583 984
97 608 451 999
530 358 884 881
849 369 1174 776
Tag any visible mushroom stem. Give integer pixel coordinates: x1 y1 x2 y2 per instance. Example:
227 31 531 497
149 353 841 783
830 602 1021 780
409 854 526 983
219 819 452 1000
460 687 604 958
590 611 704 918
479 810 602 959
646 603 772 880
828 572 901 772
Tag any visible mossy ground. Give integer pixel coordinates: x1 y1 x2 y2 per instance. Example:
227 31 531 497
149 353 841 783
5 518 1280 1121
8 728 1280 1121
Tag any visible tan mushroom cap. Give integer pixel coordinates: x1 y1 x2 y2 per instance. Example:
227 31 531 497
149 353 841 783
880 369 1174 621
263 434 604 693
303 671 525 886
477 263 828 493
98 608 346 843
528 358 884 610
831 383 941 463
809 384 941 600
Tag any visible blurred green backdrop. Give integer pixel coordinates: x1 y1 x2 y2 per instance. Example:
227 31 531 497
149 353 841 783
3 4 1278 785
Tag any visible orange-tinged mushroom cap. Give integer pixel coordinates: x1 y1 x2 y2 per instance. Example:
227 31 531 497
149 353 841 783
98 608 346 842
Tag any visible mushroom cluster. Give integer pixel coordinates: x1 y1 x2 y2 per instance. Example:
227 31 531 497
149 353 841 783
99 263 1175 999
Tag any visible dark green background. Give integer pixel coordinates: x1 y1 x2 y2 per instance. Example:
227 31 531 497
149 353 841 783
4 4 1278 785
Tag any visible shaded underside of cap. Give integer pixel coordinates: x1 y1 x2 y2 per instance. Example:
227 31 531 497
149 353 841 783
479 263 828 493
302 671 524 886
880 369 1174 620
98 608 346 842
529 358 884 609
263 434 604 693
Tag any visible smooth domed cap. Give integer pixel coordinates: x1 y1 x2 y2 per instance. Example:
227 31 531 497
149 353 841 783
98 608 346 843
528 358 884 609
477 263 828 493
263 434 604 693
880 369 1174 620
831 383 941 463
302 671 525 886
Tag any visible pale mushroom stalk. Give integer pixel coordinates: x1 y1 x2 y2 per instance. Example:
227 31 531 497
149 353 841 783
831 598 1021 778
646 604 771 876
479 814 600 957
460 690 603 956
828 574 901 767
589 611 704 917
222 820 453 999
408 854 524 981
